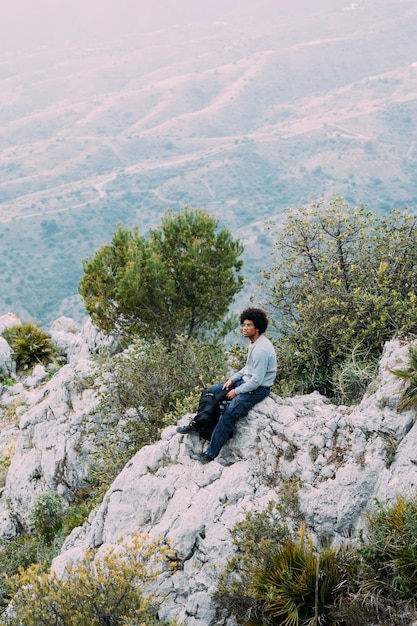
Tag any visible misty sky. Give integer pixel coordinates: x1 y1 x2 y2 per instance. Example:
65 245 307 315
0 0 345 52
0 0 247 51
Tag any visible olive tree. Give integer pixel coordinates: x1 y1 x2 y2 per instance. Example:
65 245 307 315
262 196 417 400
79 207 244 345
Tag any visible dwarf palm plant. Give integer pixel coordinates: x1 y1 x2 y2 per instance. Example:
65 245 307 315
360 493 417 596
390 344 417 412
2 322 56 373
251 525 342 626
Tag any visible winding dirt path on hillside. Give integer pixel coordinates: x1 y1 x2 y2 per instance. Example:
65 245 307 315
0 173 117 224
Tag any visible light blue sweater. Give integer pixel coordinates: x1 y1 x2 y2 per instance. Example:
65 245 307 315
231 334 277 394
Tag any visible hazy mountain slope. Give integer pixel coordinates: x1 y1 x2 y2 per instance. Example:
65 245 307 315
0 0 416 324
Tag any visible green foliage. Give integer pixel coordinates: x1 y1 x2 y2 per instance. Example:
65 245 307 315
2 322 56 373
391 344 417 412
215 501 292 622
262 196 417 400
216 501 343 626
62 502 92 536
0 443 15 488
0 496 94 611
359 493 417 596
88 335 228 502
0 375 15 386
217 492 417 625
331 344 379 405
79 207 244 345
0 534 61 611
61 487 96 536
31 492 65 543
329 493 417 624
252 526 341 626
1 534 175 626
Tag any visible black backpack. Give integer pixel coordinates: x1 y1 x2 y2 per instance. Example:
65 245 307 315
190 388 229 441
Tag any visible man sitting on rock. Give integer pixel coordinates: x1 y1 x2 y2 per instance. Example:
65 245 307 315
178 307 277 463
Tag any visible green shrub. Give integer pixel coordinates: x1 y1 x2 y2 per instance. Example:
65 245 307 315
62 502 93 536
0 375 15 386
262 198 417 400
88 335 228 503
252 526 342 626
31 492 65 543
217 505 344 626
2 322 56 373
391 344 417 412
0 534 61 611
1 534 175 626
360 493 417 595
217 493 417 625
215 501 292 622
328 493 417 625
331 344 378 405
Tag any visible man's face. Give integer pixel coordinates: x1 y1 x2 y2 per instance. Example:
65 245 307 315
241 319 258 340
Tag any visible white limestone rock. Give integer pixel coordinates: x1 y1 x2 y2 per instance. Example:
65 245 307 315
52 339 417 625
24 364 48 388
0 359 100 532
0 313 21 335
50 316 116 363
1 331 417 625
0 337 12 376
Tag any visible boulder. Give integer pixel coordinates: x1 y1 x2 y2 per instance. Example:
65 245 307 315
0 313 21 335
50 316 116 363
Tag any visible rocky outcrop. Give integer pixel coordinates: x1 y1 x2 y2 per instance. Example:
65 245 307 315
0 338 12 377
0 317 109 536
1 319 416 625
54 340 417 625
49 315 116 363
0 313 21 335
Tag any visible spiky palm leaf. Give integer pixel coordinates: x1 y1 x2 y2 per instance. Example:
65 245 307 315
250 525 341 626
3 322 56 373
390 345 417 412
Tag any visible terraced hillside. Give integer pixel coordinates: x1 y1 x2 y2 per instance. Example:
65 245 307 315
0 0 416 323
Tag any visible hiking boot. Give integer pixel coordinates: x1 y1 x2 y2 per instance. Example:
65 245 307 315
176 423 197 434
190 451 214 464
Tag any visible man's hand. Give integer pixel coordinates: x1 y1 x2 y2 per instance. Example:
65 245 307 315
222 378 234 390
226 388 237 400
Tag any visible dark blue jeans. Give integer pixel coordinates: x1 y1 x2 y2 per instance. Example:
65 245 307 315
205 380 270 458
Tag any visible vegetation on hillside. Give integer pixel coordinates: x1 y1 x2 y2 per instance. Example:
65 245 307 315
87 334 229 503
216 492 417 625
2 0 417 327
1 534 175 626
262 196 417 401
390 344 417 412
79 207 244 346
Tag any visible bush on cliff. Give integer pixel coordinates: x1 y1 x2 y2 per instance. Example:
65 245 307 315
216 492 417 625
87 334 228 502
2 322 56 373
262 196 417 401
1 534 176 626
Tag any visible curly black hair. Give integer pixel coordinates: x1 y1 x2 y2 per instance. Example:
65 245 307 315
239 307 269 334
